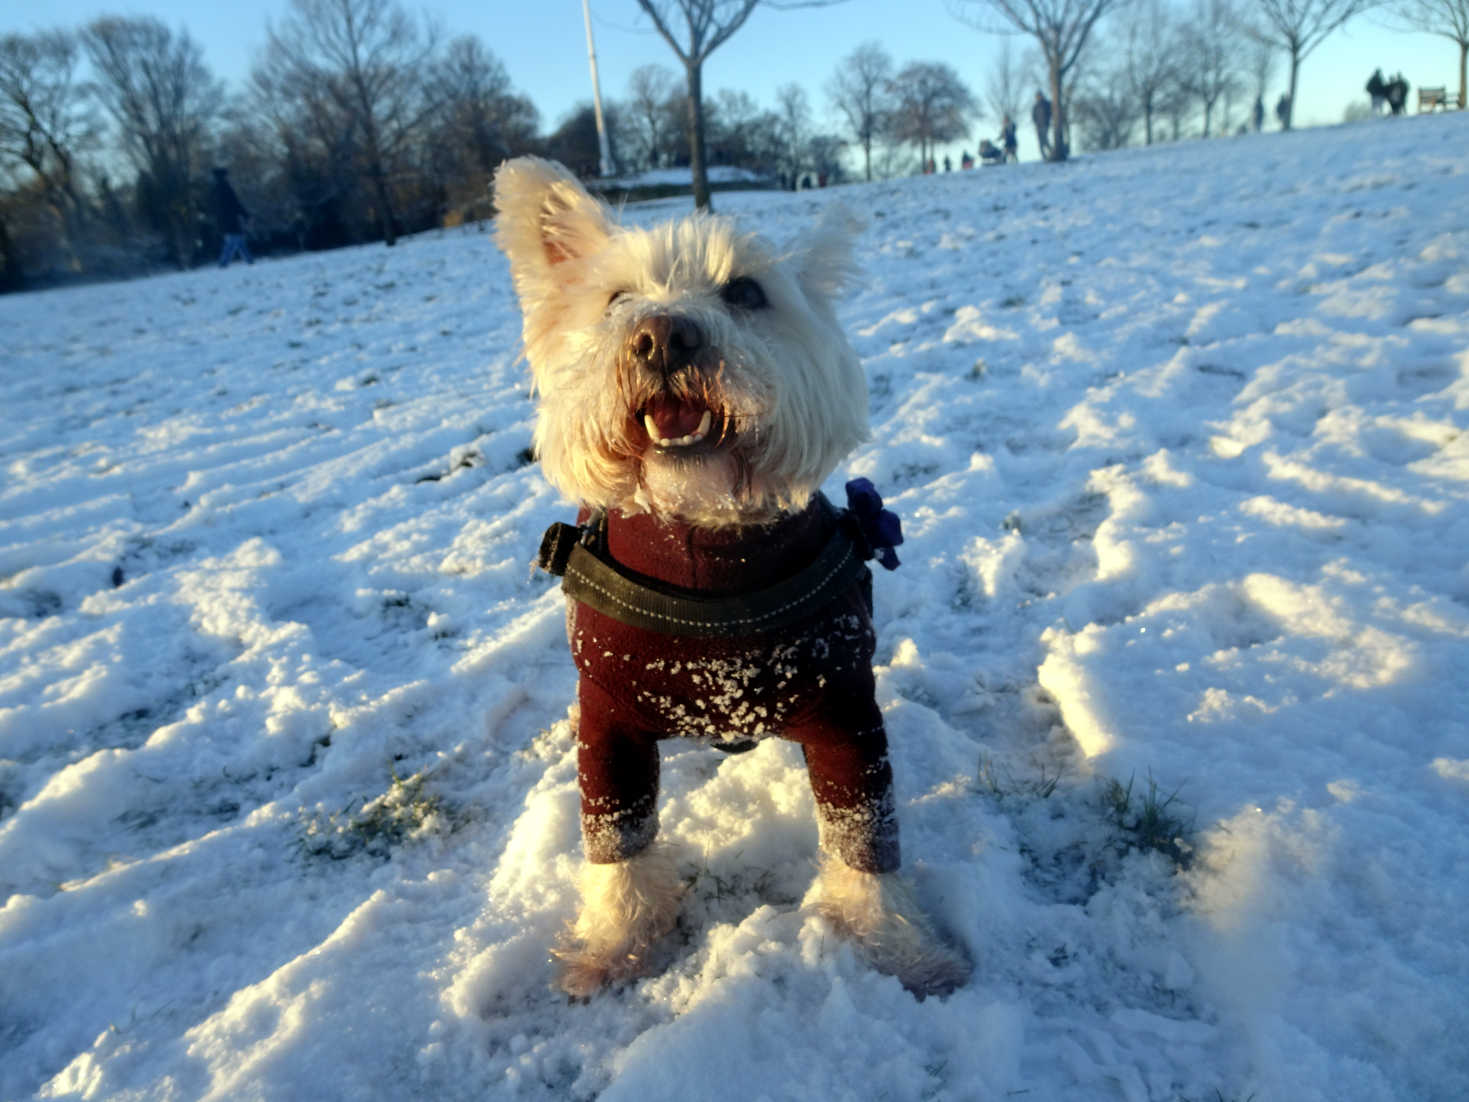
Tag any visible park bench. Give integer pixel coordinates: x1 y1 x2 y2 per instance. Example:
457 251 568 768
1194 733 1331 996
1417 86 1463 111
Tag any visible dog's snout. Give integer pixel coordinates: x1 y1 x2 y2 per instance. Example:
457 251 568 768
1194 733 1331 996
628 314 704 376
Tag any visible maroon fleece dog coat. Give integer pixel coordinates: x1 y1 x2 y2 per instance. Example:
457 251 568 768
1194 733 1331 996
557 494 902 873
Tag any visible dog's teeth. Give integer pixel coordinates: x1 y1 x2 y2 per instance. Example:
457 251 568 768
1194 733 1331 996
644 408 715 449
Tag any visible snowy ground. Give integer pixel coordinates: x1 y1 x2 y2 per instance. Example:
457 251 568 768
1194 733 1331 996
3 115 1468 1102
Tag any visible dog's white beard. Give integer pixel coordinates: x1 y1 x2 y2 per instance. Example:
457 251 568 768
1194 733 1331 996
637 450 744 523
633 449 815 527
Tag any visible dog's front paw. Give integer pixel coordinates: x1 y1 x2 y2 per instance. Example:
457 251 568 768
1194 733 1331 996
553 845 684 998
551 940 656 999
808 858 973 998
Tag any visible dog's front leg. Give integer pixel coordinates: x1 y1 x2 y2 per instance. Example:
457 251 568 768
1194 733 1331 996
555 679 682 997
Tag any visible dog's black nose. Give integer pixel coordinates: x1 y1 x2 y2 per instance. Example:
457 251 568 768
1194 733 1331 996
628 314 704 377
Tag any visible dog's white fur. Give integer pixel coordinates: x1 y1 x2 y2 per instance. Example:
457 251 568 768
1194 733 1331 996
553 843 684 999
493 157 970 997
805 858 971 996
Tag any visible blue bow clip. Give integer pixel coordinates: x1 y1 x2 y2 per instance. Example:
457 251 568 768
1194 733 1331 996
845 477 903 571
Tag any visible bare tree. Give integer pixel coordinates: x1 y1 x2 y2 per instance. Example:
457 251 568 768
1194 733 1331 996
631 0 845 209
826 41 894 181
806 132 847 183
83 16 222 267
623 64 681 170
249 35 364 248
705 88 782 175
426 35 538 208
0 30 97 261
1071 55 1136 147
890 61 976 169
1248 0 1375 128
1240 31 1276 128
952 0 1133 160
1386 0 1469 109
1179 0 1245 134
412 36 538 224
264 0 441 245
774 82 812 185
430 37 537 170
1121 0 1183 143
983 37 1033 130
546 102 623 178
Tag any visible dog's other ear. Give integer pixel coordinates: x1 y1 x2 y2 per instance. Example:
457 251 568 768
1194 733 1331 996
493 157 613 291
790 204 864 302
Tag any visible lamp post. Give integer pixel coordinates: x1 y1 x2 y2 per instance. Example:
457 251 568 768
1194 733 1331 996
582 0 614 178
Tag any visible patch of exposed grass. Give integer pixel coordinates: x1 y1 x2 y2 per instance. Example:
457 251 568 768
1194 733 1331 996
974 752 1064 802
298 769 463 861
1101 772 1194 869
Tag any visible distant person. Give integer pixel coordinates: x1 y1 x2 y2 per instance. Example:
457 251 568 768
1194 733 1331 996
1275 92 1291 130
943 155 952 172
961 150 974 170
1032 91 1052 159
1001 115 1018 163
1366 69 1387 115
212 167 252 267
1385 73 1409 115
1252 95 1264 132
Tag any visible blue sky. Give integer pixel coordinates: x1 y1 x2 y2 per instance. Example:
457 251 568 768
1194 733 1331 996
3 0 1449 161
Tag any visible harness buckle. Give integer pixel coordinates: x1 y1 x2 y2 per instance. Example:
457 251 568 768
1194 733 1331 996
537 522 583 577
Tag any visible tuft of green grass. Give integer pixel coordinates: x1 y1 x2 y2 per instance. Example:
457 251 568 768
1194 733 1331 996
298 769 461 861
975 753 1064 802
1101 772 1193 869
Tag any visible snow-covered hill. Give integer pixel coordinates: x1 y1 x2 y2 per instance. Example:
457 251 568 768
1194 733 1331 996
3 116 1468 1101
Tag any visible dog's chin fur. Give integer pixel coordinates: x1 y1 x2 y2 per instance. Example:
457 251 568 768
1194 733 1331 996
633 449 802 530
554 844 684 998
806 857 973 998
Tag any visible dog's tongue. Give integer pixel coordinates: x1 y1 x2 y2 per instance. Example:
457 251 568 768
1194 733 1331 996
643 394 708 443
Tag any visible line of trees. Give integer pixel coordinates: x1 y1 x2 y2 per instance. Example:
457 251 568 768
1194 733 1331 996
3 0 1463 290
1065 0 1280 150
1 1 542 290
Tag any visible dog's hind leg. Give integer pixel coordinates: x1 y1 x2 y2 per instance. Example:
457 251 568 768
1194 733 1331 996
797 722 972 998
805 855 972 998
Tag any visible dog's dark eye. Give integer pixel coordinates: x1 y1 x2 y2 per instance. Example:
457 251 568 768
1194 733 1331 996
607 290 629 311
721 277 767 311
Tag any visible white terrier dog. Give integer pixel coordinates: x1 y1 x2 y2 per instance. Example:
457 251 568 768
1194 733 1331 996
493 157 970 999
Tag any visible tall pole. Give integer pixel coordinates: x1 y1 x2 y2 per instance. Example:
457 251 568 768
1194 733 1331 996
582 0 614 178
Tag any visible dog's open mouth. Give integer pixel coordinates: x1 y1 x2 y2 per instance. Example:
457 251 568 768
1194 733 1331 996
640 394 726 452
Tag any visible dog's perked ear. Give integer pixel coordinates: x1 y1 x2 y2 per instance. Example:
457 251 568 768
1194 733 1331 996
788 204 865 303
493 157 614 300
